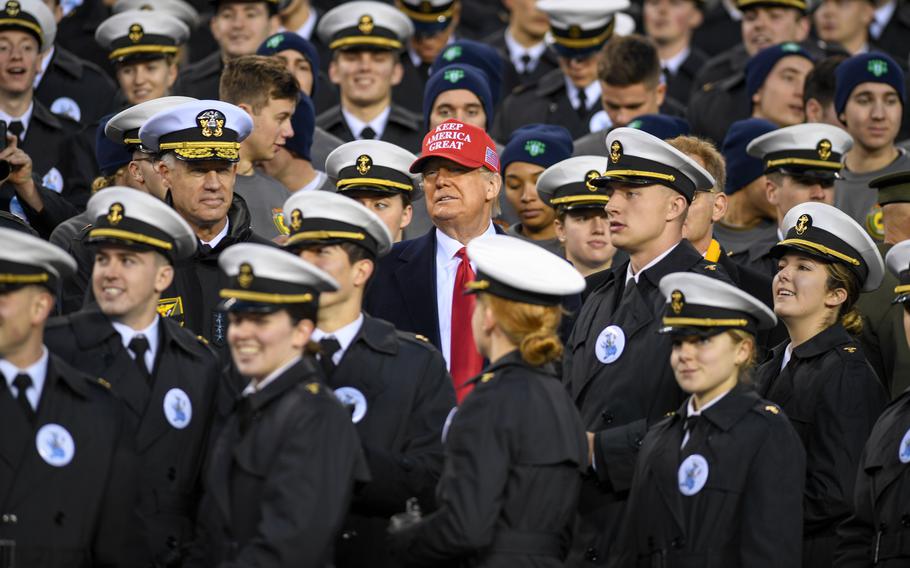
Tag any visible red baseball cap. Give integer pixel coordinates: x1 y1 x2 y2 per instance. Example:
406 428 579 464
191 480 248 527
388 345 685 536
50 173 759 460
409 120 500 174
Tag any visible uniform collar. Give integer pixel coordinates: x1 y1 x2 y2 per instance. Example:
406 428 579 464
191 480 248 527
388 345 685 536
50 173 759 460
0 101 34 140
435 222 496 266
313 313 365 364
790 323 853 360
200 219 230 249
625 240 682 285
680 383 756 432
342 105 391 140
242 354 303 397
662 47 690 76
111 317 160 355
504 29 546 71
0 346 49 408
35 45 55 88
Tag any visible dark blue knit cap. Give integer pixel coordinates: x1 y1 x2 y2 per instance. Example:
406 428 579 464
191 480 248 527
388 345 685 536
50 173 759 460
96 113 133 176
284 95 316 162
835 52 906 115
721 118 778 195
626 114 690 140
500 124 574 174
745 42 814 99
423 63 494 131
257 31 321 98
432 40 504 103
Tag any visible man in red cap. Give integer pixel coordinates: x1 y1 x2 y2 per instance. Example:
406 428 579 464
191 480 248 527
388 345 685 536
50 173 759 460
364 119 502 402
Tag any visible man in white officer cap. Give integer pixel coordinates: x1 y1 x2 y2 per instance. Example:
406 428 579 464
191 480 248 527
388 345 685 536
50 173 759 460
738 122 853 278
95 9 190 106
562 127 731 566
45 187 221 567
325 139 420 242
0 226 140 567
139 99 273 345
283 190 454 568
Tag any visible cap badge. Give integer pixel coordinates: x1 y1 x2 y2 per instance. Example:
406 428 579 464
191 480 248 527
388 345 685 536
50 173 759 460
128 24 144 43
420 0 433 12
524 140 546 157
444 68 464 84
356 154 373 175
4 1 19 17
795 213 811 236
585 170 600 191
289 209 303 232
237 263 254 289
609 140 623 164
106 203 124 226
628 119 642 129
442 45 462 61
670 290 685 315
780 42 800 53
817 139 832 161
139 3 153 10
358 14 374 35
868 59 889 77
197 110 225 138
266 34 285 49
568 25 582 39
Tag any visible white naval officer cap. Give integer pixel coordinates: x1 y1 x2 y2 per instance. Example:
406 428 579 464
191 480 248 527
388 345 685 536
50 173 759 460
0 227 76 293
105 96 198 149
536 155 610 212
465 234 585 305
593 127 715 202
746 123 853 178
282 190 393 257
318 1 414 51
85 187 198 262
885 239 910 304
537 0 634 58
139 100 253 162
658 272 777 336
772 202 885 292
96 10 190 64
0 0 56 52
325 140 421 199
112 0 200 28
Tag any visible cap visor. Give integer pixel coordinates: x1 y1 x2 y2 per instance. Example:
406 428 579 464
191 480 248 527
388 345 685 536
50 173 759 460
410 152 485 174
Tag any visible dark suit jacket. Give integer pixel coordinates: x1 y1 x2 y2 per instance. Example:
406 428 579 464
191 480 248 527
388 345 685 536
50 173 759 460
393 54 430 115
691 1 742 58
484 29 560 100
174 51 223 100
35 46 117 126
666 48 708 107
877 1 910 65
316 104 424 154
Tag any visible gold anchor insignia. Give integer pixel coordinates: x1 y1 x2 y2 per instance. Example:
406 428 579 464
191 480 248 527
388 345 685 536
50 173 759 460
358 14 374 35
817 139 833 160
237 263 254 289
305 382 320 394
568 25 582 39
289 209 303 232
128 23 144 43
670 290 684 314
106 203 124 225
356 154 372 175
480 372 495 383
795 214 810 236
610 140 623 164
420 0 432 12
764 405 780 415
197 110 225 138
5 1 19 17
585 170 600 191
844 346 857 353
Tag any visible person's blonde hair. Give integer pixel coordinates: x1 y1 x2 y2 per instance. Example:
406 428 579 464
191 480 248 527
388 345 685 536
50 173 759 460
825 262 863 335
91 166 130 193
666 136 726 193
478 293 563 366
726 329 757 384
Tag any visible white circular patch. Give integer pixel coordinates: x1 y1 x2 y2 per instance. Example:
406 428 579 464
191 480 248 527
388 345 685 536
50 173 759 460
441 406 458 444
50 97 82 123
678 454 709 496
35 423 75 467
899 427 910 464
334 387 367 423
163 388 192 429
595 325 625 364
41 167 64 193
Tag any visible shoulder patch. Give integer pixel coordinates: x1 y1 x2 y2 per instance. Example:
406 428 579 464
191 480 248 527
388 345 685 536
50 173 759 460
414 334 429 343
764 404 780 415
843 346 857 353
703 264 717 271
305 382 320 395
196 335 209 346
96 377 112 390
480 372 495 384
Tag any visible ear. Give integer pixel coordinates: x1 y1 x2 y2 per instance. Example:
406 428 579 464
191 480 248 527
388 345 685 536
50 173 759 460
328 60 341 86
352 258 374 288
166 61 179 88
824 285 848 309
155 263 175 293
32 289 54 325
128 160 144 184
765 177 778 206
391 61 404 87
666 192 688 222
805 98 822 123
399 203 413 231
711 192 728 223
554 218 566 242
752 87 762 108
268 14 281 34
734 336 753 367
157 160 171 187
689 7 704 29
209 15 221 41
238 102 256 118
655 81 667 107
291 317 315 350
837 112 847 128
487 172 502 203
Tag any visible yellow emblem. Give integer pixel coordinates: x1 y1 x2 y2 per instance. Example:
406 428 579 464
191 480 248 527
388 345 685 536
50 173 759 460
157 296 184 322
670 290 684 314
356 154 373 175
420 0 433 12
568 25 582 39
97 378 112 390
196 335 209 346
585 170 601 192
764 405 780 415
480 372 495 383
197 109 225 138
610 140 623 164
817 139 833 161
106 203 124 225
289 209 303 232
305 382 320 394
844 346 857 353
704 264 717 271
237 263 254 289
414 334 429 342
358 14 374 35
5 1 19 17
128 23 144 43
795 213 810 236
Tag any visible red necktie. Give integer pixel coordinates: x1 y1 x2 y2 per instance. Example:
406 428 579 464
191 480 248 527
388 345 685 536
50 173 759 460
450 247 482 402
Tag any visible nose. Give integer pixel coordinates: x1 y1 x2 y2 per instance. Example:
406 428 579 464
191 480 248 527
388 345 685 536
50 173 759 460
299 250 317 264
591 215 607 234
520 182 536 203
203 170 221 190
808 184 827 200
281 119 294 141
675 341 696 361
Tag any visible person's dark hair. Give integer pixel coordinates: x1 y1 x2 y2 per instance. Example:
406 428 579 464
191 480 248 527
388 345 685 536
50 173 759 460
803 54 848 107
825 262 863 335
597 35 661 88
220 55 300 112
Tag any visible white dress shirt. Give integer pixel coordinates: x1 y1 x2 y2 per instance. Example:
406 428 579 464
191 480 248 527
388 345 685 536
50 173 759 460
0 101 34 141
112 317 161 375
681 389 730 448
342 105 391 141
435 223 497 369
35 46 54 88
871 0 896 39
662 47 690 77
1 347 50 410
780 343 794 372
200 219 230 249
504 29 547 75
565 79 601 113
312 313 365 366
625 241 681 285
242 355 303 397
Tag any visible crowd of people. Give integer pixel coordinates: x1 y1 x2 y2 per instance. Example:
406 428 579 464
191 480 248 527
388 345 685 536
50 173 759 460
0 0 910 566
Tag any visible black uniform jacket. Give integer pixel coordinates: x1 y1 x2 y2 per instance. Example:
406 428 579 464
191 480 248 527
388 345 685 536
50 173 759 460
0 353 140 567
35 46 118 126
562 240 731 566
316 103 424 154
611 386 806 568
332 315 456 568
391 351 588 567
484 29 560 100
755 324 889 567
877 1 910 68
665 48 708 107
691 3 742 58
836 387 910 566
185 357 370 568
173 51 223 100
44 310 219 566
393 55 430 115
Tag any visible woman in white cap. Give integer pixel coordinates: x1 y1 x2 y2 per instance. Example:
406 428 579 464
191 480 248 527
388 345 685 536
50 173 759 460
754 202 890 568
388 235 588 567
835 239 910 566
613 272 805 566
